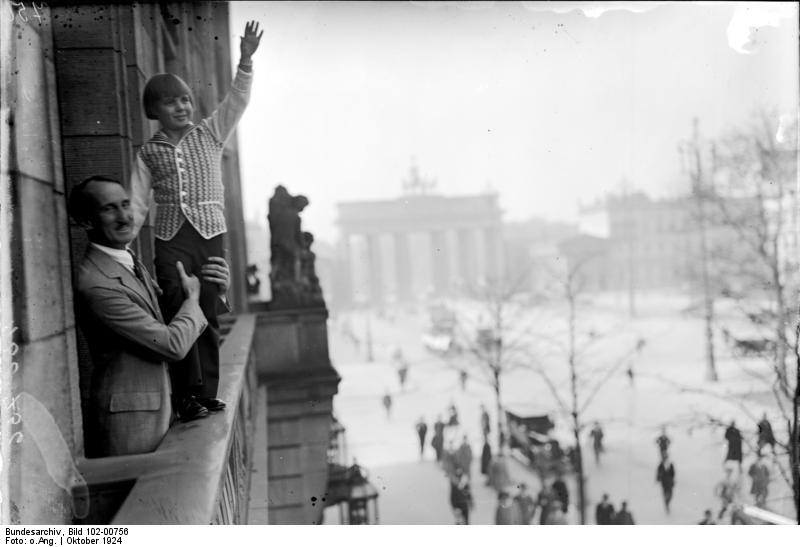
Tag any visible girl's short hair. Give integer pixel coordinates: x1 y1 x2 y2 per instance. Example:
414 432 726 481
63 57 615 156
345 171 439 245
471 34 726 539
142 73 194 120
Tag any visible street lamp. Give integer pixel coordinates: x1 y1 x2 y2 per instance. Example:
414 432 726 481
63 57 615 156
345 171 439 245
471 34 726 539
340 463 380 524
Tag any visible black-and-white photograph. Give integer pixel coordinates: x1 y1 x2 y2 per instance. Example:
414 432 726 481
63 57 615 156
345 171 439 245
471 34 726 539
0 0 798 532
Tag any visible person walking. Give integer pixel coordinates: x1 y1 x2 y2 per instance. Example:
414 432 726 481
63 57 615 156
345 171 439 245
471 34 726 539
589 422 605 465
442 440 458 479
747 455 770 508
656 426 671 461
698 509 716 525
551 475 569 513
537 483 554 525
449 468 474 525
456 435 473 478
514 483 537 524
480 404 491 439
756 413 776 456
724 421 743 470
397 363 408 391
480 436 493 481
544 500 568 525
415 417 428 459
459 370 468 392
595 493 615 524
613 501 635 524
495 491 523 525
656 456 676 514
432 416 445 462
488 448 512 493
714 467 741 520
447 403 460 426
382 390 393 420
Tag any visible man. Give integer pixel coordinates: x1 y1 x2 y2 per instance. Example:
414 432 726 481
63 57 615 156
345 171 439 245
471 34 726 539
698 509 716 525
455 435 473 478
747 455 770 507
514 482 537 524
756 413 776 456
595 493 615 524
415 417 428 459
656 456 676 514
613 501 635 525
69 176 229 456
724 421 743 469
656 425 671 461
589 421 604 465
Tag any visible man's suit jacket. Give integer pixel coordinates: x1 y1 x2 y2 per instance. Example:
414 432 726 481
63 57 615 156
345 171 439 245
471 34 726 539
76 246 207 457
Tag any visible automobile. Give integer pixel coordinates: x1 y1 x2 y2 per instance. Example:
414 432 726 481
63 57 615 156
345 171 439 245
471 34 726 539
505 407 573 478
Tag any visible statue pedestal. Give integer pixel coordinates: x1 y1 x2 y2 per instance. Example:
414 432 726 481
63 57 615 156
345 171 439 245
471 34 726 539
249 302 340 524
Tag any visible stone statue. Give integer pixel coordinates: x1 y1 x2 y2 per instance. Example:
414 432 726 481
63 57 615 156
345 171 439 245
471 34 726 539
267 185 325 309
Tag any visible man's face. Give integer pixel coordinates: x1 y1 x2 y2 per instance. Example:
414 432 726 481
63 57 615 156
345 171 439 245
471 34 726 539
154 94 194 132
85 180 135 249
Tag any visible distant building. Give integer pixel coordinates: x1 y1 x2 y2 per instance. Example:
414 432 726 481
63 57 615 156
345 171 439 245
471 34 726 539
334 166 503 308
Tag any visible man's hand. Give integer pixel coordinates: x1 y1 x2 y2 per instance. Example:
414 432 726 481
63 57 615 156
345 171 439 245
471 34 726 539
240 20 263 63
201 256 230 295
177 261 201 301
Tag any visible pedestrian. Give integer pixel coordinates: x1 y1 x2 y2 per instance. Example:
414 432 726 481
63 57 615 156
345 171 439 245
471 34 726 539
442 440 458 479
488 447 512 493
589 421 604 465
756 413 776 456
747 454 770 508
714 466 741 520
656 426 671 461
480 404 491 439
595 493 615 524
724 420 743 469
536 483 555 524
613 501 635 524
495 490 523 525
514 482 537 524
415 417 428 459
656 456 676 514
432 416 445 462
456 435 473 478
449 468 474 525
551 475 569 513
397 363 408 391
459 369 468 392
544 500 568 525
698 509 716 525
382 391 393 419
447 403 460 426
480 436 493 480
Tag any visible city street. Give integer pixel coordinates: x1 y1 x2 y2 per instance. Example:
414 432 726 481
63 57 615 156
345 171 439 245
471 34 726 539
324 291 795 524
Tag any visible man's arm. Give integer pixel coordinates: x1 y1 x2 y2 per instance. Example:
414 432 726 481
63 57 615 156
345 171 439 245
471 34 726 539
130 153 152 238
81 262 206 361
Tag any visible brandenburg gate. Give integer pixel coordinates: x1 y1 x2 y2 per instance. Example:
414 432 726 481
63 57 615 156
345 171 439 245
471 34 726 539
335 167 503 308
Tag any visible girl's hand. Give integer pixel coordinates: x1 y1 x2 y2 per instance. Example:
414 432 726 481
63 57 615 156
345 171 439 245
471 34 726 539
240 20 263 62
201 256 230 295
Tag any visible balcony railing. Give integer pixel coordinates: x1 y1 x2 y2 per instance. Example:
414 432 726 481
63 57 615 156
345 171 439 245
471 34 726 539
73 314 258 524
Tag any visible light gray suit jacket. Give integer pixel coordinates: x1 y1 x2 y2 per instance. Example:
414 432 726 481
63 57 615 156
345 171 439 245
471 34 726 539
76 246 207 457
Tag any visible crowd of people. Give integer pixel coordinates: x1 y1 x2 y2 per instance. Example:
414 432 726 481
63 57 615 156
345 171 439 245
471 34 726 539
411 395 783 525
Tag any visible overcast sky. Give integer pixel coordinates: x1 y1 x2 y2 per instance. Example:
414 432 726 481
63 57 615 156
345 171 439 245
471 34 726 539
227 1 798 244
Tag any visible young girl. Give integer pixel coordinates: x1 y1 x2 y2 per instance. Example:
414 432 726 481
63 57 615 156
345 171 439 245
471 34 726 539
131 21 262 421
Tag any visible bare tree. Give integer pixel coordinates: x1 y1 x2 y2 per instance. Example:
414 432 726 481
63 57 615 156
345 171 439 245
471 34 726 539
441 267 540 452
529 249 646 524
690 111 799 519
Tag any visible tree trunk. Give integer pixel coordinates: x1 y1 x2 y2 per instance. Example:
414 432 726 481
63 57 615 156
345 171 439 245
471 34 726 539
572 413 586 524
494 369 503 452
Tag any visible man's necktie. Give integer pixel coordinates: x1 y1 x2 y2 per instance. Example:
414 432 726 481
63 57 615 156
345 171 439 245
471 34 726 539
128 250 146 285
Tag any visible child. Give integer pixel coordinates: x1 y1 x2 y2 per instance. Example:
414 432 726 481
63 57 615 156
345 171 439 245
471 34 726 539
131 21 263 421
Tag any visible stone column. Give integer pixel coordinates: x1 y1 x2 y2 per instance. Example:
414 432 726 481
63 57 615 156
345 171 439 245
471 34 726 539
394 232 411 302
337 232 353 308
366 233 383 305
458 229 476 291
431 230 449 294
484 226 503 282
